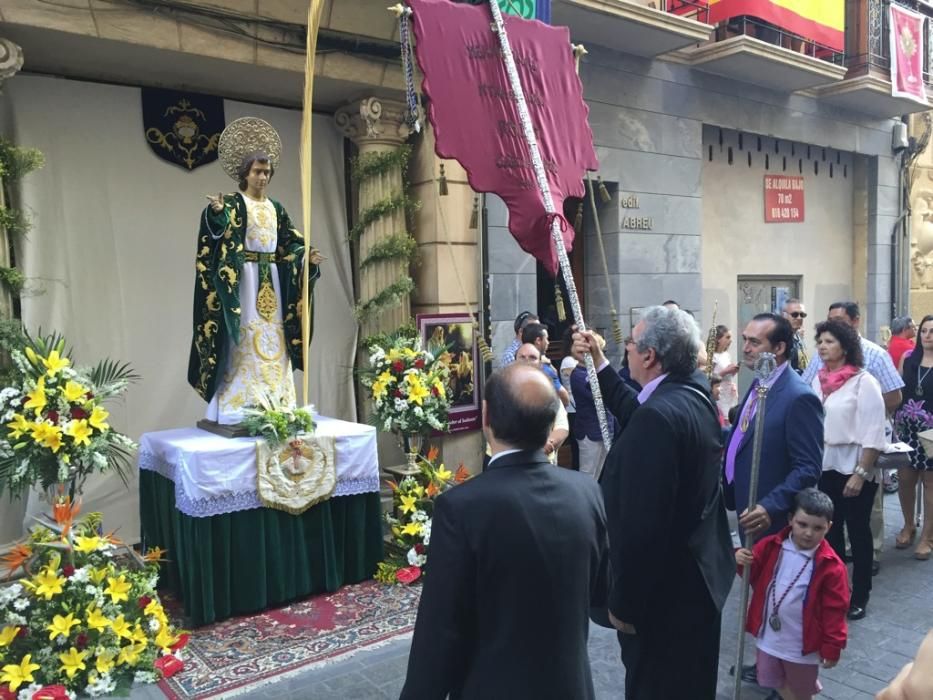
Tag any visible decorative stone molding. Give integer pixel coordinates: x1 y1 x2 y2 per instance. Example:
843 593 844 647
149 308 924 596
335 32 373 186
335 97 411 149
0 38 24 90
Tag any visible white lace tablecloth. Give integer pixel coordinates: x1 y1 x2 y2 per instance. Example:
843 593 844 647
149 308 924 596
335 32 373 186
138 414 380 518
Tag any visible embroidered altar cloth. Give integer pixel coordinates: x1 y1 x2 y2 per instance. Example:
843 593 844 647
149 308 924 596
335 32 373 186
138 414 379 517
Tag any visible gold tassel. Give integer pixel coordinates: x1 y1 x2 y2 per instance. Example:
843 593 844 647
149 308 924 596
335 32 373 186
555 285 566 322
611 316 624 345
438 164 448 196
597 176 611 204
477 335 493 362
469 196 479 229
573 201 584 233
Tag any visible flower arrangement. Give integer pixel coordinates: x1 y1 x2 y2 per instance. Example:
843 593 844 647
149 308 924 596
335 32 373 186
0 500 186 698
241 393 315 446
360 333 450 442
375 446 470 585
0 334 138 500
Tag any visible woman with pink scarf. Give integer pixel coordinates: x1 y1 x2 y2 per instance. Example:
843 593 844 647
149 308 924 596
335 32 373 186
811 319 886 621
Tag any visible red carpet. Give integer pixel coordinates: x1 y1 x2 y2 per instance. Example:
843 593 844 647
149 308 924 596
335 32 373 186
158 580 421 699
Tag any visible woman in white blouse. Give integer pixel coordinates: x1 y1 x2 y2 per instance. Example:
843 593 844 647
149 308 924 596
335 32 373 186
712 325 740 421
812 319 886 621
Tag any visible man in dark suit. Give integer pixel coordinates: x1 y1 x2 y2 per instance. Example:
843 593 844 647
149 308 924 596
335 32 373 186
399 363 609 700
574 306 734 700
724 312 824 688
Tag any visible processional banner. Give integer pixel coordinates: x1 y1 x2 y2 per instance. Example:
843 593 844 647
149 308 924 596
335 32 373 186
707 0 844 52
889 4 928 104
141 88 224 171
407 0 598 277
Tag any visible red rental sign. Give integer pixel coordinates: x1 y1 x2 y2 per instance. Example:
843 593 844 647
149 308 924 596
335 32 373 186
764 175 804 223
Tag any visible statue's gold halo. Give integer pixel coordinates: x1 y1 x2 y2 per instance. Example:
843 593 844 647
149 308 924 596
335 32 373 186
218 117 283 181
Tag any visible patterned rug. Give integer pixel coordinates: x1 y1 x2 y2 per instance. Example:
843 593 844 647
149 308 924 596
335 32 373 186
158 580 421 699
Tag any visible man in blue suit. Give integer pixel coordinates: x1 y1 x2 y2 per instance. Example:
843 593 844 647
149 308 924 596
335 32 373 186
724 312 824 690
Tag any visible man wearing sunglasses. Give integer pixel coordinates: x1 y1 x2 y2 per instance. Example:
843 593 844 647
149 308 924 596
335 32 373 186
782 298 809 375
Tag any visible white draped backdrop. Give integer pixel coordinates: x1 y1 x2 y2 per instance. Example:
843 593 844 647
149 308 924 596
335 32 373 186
0 75 356 544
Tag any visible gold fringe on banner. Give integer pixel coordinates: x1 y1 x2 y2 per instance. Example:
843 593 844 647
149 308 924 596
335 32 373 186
301 0 326 407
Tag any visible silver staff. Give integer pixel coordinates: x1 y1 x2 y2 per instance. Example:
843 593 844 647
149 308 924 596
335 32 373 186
733 351 777 700
486 0 613 453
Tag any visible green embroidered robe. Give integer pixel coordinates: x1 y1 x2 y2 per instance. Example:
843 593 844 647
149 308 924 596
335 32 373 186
188 192 320 403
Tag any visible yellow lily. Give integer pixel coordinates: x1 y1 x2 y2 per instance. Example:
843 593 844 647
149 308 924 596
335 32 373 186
46 612 80 640
24 346 39 368
130 624 149 646
88 567 109 585
399 494 418 515
6 413 31 440
23 377 47 415
144 598 165 620
31 567 65 599
105 574 131 603
95 648 117 675
401 521 423 536
109 614 133 640
42 350 70 377
31 422 63 453
410 484 425 498
435 463 453 481
117 642 145 667
386 348 404 362
0 653 40 691
154 626 180 653
0 625 19 647
405 375 429 405
73 534 103 553
85 606 110 633
58 647 87 679
89 406 110 431
62 380 87 403
65 418 93 446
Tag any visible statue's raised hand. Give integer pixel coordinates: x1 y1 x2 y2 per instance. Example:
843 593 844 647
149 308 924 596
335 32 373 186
205 192 225 213
309 248 327 266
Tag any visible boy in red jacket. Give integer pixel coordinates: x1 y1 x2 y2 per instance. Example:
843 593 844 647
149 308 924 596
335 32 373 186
736 488 849 700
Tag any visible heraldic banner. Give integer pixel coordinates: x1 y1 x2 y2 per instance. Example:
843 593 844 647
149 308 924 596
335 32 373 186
256 433 337 514
707 0 844 52
889 3 928 104
141 87 224 171
408 0 598 277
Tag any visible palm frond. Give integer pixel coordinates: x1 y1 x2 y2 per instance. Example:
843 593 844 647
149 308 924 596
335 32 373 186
25 329 71 360
103 438 136 490
88 359 140 391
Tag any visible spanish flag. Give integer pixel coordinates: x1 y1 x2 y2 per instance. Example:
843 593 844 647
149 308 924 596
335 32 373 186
708 0 844 52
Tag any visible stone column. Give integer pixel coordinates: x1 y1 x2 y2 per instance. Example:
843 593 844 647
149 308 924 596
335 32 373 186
0 37 25 568
335 97 413 338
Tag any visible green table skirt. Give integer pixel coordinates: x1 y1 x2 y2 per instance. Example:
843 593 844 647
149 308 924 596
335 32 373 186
139 471 384 626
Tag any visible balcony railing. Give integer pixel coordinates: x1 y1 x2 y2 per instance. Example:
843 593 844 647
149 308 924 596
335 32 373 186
846 0 933 84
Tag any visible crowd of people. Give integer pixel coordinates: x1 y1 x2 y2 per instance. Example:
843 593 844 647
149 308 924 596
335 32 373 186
399 300 932 700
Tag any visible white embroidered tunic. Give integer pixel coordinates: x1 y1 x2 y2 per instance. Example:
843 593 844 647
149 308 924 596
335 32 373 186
206 193 296 424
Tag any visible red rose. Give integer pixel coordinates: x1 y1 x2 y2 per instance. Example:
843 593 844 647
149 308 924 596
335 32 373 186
138 595 152 609
154 654 185 679
0 685 16 700
85 391 94 400
432 386 439 396
61 564 75 578
394 389 403 398
15 627 26 639
70 407 88 419
75 633 88 650
170 632 191 651
392 361 405 373
414 358 425 369
32 687 69 700
46 410 59 423
414 543 425 555
395 566 421 585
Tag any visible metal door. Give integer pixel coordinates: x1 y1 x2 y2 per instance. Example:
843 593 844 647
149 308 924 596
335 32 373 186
736 276 799 394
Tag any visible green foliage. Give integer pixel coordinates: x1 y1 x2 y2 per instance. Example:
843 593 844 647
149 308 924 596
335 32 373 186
351 145 412 184
0 205 30 238
0 265 25 293
0 137 45 182
241 404 315 446
348 193 418 241
360 233 418 269
359 322 418 352
354 277 416 323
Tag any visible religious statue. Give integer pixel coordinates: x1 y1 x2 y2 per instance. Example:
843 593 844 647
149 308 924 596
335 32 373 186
187 117 324 425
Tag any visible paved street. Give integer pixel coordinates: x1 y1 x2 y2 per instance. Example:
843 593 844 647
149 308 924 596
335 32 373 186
133 491 930 699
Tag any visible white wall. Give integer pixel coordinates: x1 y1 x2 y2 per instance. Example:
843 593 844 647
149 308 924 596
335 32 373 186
701 127 855 348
